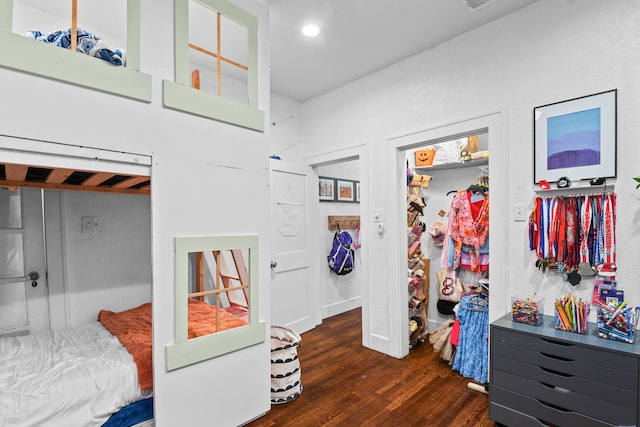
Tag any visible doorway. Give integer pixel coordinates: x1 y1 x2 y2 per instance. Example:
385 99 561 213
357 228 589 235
387 111 507 357
305 144 369 341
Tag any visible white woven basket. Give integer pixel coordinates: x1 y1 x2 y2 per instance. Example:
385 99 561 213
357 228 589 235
270 326 302 404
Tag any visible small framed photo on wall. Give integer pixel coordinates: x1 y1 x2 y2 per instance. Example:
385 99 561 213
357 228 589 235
355 182 360 203
533 89 617 184
336 180 355 202
319 177 335 201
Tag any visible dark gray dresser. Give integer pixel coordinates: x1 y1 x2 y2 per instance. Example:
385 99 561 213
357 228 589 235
490 313 640 427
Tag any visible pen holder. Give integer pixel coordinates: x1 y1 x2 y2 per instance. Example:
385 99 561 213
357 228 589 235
554 295 589 334
597 306 639 344
511 295 544 326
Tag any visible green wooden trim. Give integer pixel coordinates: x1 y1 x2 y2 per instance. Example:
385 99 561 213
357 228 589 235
169 235 264 371
248 243 259 323
171 0 263 130
174 0 190 87
1 0 11 32
163 80 265 131
127 0 141 71
166 322 265 371
247 24 259 109
0 1 150 102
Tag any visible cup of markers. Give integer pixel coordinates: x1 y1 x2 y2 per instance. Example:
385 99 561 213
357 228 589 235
594 298 640 344
554 294 589 334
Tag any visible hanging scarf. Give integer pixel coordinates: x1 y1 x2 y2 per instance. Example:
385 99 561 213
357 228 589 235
447 190 489 272
597 193 617 276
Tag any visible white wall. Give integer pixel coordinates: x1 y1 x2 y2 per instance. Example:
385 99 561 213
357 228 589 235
0 0 277 425
315 160 362 318
300 0 640 353
59 191 152 326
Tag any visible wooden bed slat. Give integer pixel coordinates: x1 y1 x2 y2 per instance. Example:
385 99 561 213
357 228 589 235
45 168 74 184
82 172 116 187
1 162 150 196
5 164 28 181
112 175 150 189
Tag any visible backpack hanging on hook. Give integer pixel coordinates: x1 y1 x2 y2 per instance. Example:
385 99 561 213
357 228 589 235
328 229 355 275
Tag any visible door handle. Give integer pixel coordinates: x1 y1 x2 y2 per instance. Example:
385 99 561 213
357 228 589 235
28 271 40 287
270 261 277 268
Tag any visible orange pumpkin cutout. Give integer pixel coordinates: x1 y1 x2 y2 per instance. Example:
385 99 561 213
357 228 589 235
415 149 435 167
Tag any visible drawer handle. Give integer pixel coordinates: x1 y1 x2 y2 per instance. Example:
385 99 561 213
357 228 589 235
538 400 571 413
540 352 572 362
541 338 573 347
540 382 572 393
540 366 573 377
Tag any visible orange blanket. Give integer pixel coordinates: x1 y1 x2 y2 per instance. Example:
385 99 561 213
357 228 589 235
98 299 248 391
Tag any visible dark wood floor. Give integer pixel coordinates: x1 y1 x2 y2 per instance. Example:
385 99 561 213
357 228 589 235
246 308 494 427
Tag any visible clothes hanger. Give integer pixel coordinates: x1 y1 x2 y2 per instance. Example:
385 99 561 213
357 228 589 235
467 184 488 195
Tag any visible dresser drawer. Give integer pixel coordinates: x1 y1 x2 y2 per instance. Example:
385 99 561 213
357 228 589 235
492 329 638 390
493 354 637 408
492 370 636 425
490 385 617 427
492 327 638 373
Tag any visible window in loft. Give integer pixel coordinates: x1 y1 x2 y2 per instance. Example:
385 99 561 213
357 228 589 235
163 0 264 131
2 0 151 101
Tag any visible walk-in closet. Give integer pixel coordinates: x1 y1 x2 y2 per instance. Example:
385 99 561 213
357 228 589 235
405 132 491 388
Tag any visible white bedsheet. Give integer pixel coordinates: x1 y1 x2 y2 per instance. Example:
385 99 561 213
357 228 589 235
0 322 143 427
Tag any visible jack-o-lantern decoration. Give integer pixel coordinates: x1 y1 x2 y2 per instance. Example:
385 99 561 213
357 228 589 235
414 148 435 167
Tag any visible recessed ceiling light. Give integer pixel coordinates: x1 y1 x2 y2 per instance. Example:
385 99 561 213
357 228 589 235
302 24 320 37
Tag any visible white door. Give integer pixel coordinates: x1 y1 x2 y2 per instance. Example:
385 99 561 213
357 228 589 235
0 188 48 335
269 159 319 334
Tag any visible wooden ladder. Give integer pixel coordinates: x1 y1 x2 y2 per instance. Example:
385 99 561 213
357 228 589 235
191 250 249 309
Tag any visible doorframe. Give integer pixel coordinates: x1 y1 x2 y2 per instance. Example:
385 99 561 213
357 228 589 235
304 143 369 344
387 111 507 357
0 135 152 330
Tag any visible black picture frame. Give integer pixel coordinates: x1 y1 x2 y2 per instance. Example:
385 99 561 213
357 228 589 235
533 89 617 184
319 177 336 201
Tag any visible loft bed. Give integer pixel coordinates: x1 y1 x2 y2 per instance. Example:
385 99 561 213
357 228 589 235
0 160 254 425
0 299 247 426
2 0 151 102
0 161 151 195
0 160 159 426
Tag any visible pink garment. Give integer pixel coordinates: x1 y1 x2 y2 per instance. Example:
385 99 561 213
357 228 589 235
459 249 490 271
442 190 489 272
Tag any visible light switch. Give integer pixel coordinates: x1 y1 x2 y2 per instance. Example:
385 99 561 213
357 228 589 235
82 216 96 233
512 205 526 222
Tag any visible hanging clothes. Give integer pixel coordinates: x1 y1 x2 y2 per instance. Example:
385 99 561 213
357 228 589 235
441 189 489 272
451 293 489 384
529 192 616 275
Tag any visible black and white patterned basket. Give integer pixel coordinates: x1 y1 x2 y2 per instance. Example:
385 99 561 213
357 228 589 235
270 326 302 404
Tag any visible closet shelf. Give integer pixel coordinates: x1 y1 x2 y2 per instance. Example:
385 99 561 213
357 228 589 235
532 183 615 196
415 157 488 173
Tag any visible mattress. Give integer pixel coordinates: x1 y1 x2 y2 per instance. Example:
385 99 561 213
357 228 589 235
0 322 143 427
1 300 246 426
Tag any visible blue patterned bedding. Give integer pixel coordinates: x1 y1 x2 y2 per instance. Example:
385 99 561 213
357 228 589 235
25 28 126 66
103 397 153 427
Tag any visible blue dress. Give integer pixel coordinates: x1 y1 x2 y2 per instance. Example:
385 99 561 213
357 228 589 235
452 294 489 383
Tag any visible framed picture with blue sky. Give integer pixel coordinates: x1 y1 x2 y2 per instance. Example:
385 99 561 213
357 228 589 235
533 89 617 185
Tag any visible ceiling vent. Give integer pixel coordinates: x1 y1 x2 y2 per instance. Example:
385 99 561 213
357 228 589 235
461 0 497 12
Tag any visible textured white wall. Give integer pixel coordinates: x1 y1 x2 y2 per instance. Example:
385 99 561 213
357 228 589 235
61 191 151 326
300 0 640 344
315 160 362 318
